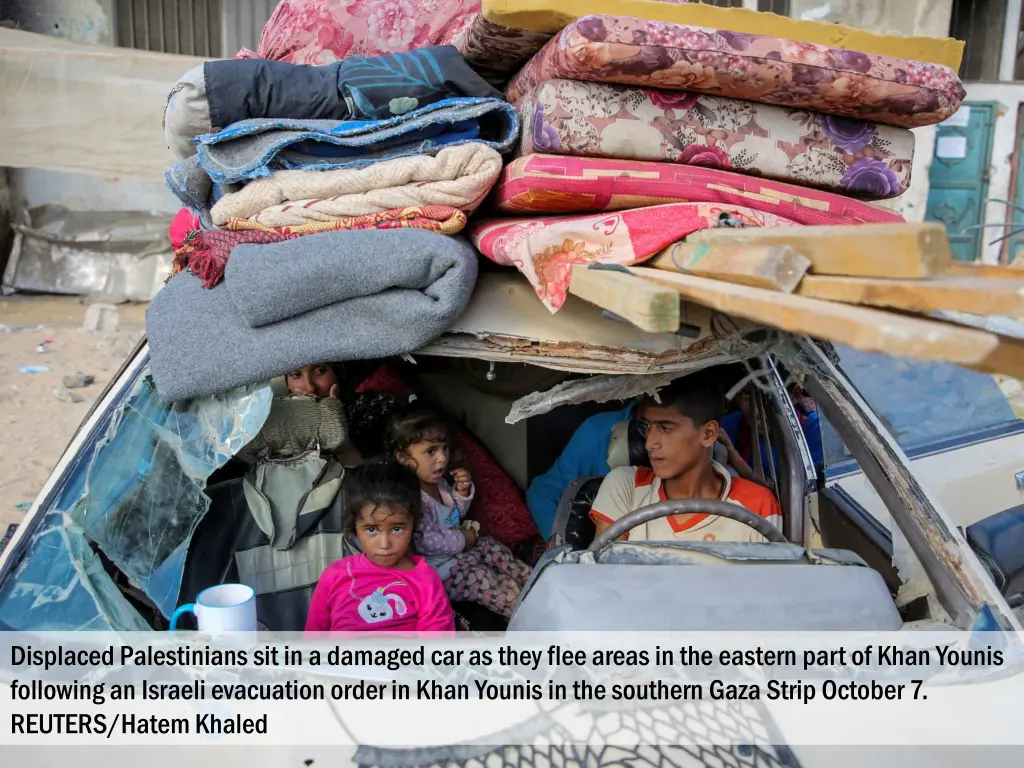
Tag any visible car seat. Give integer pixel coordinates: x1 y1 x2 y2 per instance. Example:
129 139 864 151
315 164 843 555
965 503 1024 601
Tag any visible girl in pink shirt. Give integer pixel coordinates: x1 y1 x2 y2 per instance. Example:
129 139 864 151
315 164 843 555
305 460 455 632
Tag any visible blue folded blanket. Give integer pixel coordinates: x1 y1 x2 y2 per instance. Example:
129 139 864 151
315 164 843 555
193 97 519 185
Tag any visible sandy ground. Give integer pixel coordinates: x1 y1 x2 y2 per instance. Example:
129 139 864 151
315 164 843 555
0 296 147 528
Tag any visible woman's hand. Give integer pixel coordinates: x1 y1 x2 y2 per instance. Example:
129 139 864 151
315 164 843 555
451 468 472 496
463 528 478 550
716 427 734 450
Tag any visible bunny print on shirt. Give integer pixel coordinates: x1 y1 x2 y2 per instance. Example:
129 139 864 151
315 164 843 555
346 559 409 625
357 584 408 623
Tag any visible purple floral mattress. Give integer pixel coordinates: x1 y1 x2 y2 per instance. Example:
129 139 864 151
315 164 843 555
517 79 914 200
506 15 965 129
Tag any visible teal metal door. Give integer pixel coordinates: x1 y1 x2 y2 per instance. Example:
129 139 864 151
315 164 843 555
924 102 997 262
1003 109 1024 264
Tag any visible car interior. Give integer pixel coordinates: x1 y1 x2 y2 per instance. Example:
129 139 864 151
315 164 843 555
15 350 1021 634
135 353 912 635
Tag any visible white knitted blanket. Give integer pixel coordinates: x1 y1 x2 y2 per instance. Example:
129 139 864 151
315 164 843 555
211 143 503 227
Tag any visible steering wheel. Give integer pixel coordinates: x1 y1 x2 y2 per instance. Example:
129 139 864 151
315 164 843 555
587 499 788 553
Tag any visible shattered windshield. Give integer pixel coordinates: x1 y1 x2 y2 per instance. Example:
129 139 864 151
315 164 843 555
0 352 271 630
820 345 1024 472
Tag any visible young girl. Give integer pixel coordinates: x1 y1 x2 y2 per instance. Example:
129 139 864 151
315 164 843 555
386 406 532 618
305 460 455 632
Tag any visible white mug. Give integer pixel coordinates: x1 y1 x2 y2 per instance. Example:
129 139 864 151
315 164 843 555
169 583 257 632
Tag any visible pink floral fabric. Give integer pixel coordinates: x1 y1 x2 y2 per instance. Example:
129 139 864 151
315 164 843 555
492 154 905 225
517 79 915 200
234 0 478 64
505 15 965 129
469 203 796 312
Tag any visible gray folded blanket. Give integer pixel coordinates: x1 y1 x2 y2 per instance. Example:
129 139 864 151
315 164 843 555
146 229 478 403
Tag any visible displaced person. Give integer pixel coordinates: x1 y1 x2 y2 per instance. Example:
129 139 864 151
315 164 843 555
526 395 741 538
387 406 532 618
719 387 780 483
305 460 455 632
286 361 407 463
789 381 824 468
589 371 783 543
525 400 638 538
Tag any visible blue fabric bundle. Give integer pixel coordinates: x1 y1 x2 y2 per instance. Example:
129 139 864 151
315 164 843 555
204 46 503 128
194 98 519 184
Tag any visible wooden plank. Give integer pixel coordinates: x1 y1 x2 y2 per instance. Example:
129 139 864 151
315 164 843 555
944 261 1024 281
796 275 1024 318
568 266 680 332
688 223 952 278
650 242 810 292
629 267 1024 380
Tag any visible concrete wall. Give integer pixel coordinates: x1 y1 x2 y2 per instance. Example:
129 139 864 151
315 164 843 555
2 0 178 215
1 0 114 44
962 83 1024 264
788 0 954 37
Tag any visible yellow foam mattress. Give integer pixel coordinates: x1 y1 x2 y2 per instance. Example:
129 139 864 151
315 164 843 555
481 0 964 70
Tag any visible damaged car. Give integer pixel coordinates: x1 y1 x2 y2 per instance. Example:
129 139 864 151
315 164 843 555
0 272 1021 635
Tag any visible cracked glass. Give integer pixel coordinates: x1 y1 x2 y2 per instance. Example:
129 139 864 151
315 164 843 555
0 353 271 630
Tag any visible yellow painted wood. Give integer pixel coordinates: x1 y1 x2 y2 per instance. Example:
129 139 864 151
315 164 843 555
944 261 1024 281
796 275 1024 318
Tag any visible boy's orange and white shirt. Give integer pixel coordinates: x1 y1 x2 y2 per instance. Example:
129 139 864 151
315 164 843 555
588 461 783 543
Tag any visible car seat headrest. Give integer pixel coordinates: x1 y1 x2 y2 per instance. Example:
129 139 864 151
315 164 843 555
607 420 651 470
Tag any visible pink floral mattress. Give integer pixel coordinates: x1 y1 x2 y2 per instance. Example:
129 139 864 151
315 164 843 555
506 15 965 129
469 203 796 312
518 79 915 200
234 0 478 64
232 3 695 86
492 154 905 225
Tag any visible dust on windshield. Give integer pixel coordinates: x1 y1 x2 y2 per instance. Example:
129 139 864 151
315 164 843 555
820 345 1023 472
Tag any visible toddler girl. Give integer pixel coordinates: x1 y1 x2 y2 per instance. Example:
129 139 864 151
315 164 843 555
305 460 455 632
386 407 532 618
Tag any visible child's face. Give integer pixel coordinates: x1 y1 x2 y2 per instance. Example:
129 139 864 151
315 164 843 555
399 436 450 485
355 504 414 568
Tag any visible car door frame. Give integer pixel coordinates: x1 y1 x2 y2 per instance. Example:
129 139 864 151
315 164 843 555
794 338 1020 631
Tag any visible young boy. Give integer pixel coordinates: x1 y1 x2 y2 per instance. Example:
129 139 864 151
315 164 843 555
589 369 783 543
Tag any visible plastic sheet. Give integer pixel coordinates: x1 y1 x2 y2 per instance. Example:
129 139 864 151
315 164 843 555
3 205 174 301
504 356 734 424
68 371 272 619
